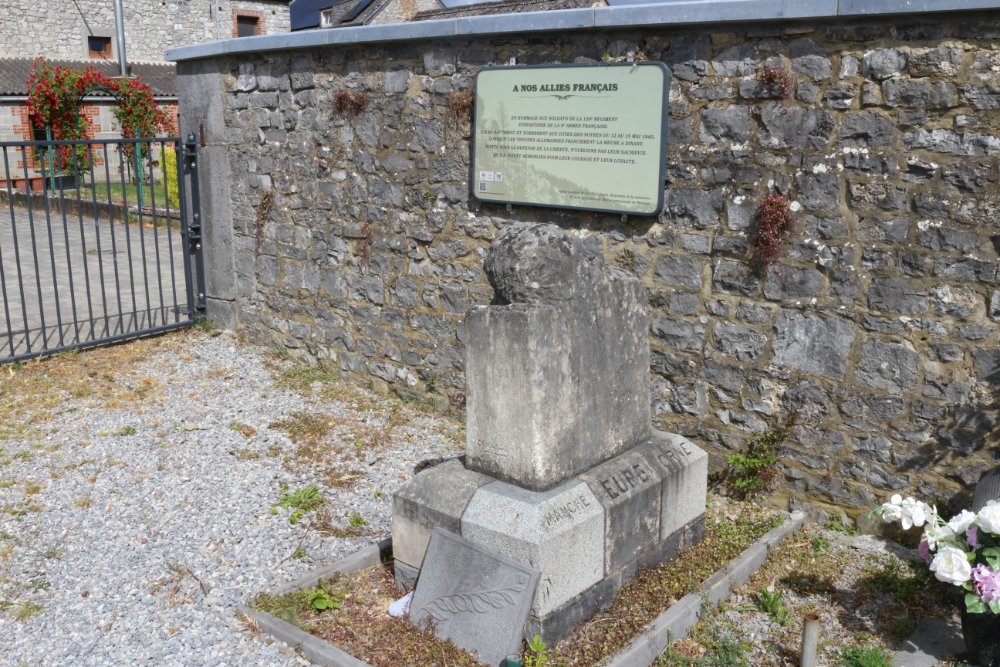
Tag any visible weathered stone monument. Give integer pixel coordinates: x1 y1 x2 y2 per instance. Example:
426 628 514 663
394 222 707 648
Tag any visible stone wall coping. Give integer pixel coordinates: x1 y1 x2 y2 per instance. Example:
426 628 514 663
165 0 1000 63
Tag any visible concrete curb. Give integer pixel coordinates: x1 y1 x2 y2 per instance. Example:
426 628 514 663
272 538 392 596
239 605 370 667
605 510 806 667
244 539 391 667
248 514 805 667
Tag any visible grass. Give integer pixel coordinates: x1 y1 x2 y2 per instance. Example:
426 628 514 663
90 181 173 209
839 645 892 667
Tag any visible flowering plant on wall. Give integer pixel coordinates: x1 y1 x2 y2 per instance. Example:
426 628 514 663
25 58 173 168
877 494 1000 613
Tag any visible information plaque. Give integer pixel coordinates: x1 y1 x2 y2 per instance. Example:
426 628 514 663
471 62 670 216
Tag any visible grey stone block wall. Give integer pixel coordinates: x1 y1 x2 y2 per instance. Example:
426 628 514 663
177 10 1000 518
2 0 290 64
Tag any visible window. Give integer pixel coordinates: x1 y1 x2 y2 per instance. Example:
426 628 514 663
236 14 260 37
88 35 112 59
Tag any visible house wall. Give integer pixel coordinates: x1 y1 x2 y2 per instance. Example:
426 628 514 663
177 12 1000 521
1 0 290 64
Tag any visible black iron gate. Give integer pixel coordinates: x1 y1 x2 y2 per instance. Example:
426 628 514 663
0 134 205 363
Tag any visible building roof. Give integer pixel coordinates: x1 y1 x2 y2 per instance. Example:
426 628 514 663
292 0 386 30
0 58 176 98
414 0 604 20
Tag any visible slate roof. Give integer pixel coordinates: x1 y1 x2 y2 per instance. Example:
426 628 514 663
293 0 388 29
0 58 177 98
414 0 606 20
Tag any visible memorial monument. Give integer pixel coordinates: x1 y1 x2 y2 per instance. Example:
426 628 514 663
393 222 708 650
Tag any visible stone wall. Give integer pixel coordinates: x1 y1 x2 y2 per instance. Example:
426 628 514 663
179 11 1000 520
2 0 290 64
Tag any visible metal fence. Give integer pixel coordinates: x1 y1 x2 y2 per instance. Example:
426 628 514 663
0 135 205 363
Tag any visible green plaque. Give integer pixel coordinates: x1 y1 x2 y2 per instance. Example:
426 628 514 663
472 62 670 216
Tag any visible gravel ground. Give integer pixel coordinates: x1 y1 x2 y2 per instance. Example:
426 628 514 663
0 330 462 666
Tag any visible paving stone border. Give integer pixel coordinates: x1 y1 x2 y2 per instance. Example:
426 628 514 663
244 513 805 666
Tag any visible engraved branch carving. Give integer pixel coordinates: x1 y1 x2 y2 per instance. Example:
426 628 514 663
422 587 522 621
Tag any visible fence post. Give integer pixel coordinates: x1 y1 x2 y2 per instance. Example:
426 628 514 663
181 133 206 317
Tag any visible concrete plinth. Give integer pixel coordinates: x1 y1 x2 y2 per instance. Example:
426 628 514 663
392 432 707 644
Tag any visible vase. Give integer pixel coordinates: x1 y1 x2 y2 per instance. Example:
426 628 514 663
961 608 1000 667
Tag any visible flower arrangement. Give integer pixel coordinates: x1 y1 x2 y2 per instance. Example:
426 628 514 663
877 494 1000 613
26 58 173 168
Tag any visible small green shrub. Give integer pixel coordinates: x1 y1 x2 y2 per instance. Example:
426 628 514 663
839 645 892 667
724 414 796 499
757 587 789 626
308 587 343 611
163 147 180 209
524 634 551 667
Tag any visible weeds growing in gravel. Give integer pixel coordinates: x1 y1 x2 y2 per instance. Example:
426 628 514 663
0 333 173 441
228 422 257 438
756 586 789 626
274 484 324 524
11 601 43 620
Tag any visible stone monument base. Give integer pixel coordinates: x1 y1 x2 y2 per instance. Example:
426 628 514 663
392 431 708 644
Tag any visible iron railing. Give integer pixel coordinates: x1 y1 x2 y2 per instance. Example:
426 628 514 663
0 135 205 363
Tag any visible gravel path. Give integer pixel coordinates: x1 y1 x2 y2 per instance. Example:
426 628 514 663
0 330 462 666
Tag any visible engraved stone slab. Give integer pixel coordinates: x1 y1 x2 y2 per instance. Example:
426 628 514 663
636 431 709 540
408 528 539 667
391 459 494 570
580 449 662 574
465 223 651 491
461 479 604 616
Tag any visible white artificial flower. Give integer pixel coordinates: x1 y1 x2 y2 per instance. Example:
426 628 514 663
930 545 973 586
923 524 956 550
899 496 932 530
947 509 977 535
977 501 1000 534
880 494 904 523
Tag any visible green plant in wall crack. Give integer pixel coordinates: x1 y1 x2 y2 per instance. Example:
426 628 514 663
724 413 797 499
749 191 794 271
